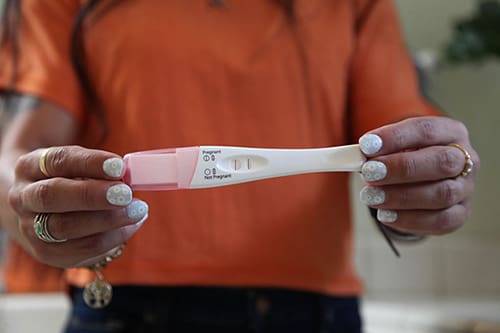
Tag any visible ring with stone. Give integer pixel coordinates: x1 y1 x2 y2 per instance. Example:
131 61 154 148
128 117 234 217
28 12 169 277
33 213 67 243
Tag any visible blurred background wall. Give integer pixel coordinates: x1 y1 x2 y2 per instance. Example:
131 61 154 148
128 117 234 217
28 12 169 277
354 0 500 300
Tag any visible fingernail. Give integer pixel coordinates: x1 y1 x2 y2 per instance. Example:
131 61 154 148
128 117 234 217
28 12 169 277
359 134 383 155
106 184 132 206
377 209 398 223
126 200 149 220
103 157 124 178
360 186 386 205
362 161 387 182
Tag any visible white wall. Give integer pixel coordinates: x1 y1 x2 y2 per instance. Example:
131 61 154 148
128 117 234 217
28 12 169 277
354 0 500 299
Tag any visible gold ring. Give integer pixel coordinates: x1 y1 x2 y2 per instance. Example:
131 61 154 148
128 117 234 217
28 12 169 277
33 213 67 243
39 147 53 178
448 143 474 177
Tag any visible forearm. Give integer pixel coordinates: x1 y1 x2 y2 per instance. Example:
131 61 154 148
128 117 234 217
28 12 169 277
0 93 78 248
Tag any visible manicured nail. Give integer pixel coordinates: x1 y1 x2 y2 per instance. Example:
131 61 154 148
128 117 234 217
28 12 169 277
377 209 398 223
126 200 149 220
359 134 383 155
106 184 132 206
103 157 124 178
360 186 386 205
362 161 387 182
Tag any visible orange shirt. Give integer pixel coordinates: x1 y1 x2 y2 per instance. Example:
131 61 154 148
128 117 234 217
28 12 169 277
2 242 64 293
1 0 438 296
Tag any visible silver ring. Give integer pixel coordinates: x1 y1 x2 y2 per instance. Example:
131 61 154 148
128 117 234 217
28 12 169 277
33 213 67 243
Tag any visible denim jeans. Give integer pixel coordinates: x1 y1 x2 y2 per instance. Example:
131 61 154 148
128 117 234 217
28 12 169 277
64 286 362 333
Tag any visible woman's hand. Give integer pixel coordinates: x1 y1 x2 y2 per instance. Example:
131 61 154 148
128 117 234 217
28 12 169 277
358 116 479 236
8 146 148 268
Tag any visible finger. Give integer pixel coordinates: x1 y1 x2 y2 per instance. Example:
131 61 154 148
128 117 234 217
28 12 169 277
361 146 467 185
27 222 143 268
375 203 469 236
12 178 132 213
74 245 126 268
358 116 468 156
16 146 125 181
360 178 472 210
39 200 149 241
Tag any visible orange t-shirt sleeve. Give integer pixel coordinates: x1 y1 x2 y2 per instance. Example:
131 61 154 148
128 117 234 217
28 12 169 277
0 0 84 121
349 0 442 139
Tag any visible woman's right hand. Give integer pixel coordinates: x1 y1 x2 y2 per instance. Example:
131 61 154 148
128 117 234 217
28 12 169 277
8 146 148 268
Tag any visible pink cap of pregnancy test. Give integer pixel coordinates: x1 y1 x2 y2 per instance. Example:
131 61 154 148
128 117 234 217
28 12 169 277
122 147 200 191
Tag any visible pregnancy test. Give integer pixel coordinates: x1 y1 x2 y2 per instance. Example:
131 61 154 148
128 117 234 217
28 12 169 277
122 145 366 191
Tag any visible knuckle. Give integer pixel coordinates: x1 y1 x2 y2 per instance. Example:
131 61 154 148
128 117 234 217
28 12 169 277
436 180 462 206
439 209 454 227
439 149 461 175
78 183 95 207
33 181 54 209
69 145 83 151
79 149 94 172
14 154 31 178
7 187 22 213
391 126 406 148
17 217 32 238
436 208 463 234
48 147 67 175
453 120 469 139
416 118 438 142
72 146 94 172
400 157 418 179
396 188 411 207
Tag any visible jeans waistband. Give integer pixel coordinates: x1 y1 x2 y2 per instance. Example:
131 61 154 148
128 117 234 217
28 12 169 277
66 285 362 333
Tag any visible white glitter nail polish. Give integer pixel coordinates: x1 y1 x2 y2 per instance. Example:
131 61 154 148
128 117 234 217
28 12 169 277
103 158 124 178
359 134 383 155
360 186 386 205
106 184 132 206
361 161 387 182
126 200 149 219
377 209 398 223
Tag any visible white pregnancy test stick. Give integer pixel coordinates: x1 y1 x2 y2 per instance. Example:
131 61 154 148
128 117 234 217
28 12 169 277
123 144 366 191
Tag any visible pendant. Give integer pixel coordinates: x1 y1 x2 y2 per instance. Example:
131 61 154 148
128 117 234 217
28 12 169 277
83 272 112 309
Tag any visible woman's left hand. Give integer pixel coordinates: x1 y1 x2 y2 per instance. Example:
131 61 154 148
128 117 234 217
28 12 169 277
358 116 479 236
